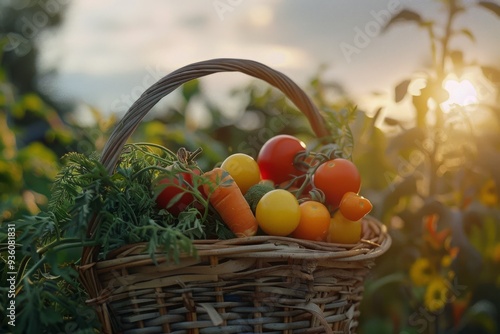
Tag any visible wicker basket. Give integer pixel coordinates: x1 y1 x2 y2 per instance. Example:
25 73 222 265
78 58 391 334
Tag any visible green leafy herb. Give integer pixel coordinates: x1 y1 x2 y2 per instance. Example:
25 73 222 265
321 106 357 159
0 142 230 332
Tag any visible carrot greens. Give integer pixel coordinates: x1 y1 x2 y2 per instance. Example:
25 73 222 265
1 143 232 332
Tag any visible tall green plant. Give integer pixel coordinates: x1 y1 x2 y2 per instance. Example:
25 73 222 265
360 1 500 333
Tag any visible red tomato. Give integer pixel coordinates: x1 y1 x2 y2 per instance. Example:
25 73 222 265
313 158 361 209
154 168 201 215
257 135 306 185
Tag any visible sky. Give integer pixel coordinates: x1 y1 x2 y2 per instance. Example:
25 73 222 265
36 0 500 125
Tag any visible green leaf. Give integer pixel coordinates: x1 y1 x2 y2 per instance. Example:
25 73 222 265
166 191 187 209
462 300 498 333
383 9 423 32
450 50 464 68
360 318 394 334
386 126 426 154
384 117 401 127
478 1 500 17
320 106 356 159
470 215 498 255
17 142 60 178
22 93 44 112
364 272 407 298
381 174 418 213
457 28 475 42
481 66 500 85
395 79 411 103
40 307 63 326
182 79 200 101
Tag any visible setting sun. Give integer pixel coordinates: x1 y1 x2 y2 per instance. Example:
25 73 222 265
441 78 478 112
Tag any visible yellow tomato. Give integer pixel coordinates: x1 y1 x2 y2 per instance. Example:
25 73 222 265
326 210 362 244
256 189 300 236
220 153 261 194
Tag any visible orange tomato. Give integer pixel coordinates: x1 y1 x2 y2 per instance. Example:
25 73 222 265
339 192 373 221
291 201 331 241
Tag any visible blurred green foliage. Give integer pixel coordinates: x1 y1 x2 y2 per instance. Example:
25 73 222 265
357 1 500 333
0 64 60 221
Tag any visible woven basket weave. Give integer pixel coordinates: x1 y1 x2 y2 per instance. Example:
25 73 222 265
78 58 391 334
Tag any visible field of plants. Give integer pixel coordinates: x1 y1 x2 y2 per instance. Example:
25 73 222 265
1 1 500 333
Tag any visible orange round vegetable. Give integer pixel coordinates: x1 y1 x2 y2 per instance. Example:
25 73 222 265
255 189 300 236
203 167 258 237
291 201 331 241
339 192 373 221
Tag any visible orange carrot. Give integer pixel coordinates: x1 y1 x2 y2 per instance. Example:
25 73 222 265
203 167 258 238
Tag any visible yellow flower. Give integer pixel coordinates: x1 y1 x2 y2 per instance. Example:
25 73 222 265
23 93 43 111
479 179 498 207
425 277 449 312
491 243 500 263
441 255 453 268
410 258 435 286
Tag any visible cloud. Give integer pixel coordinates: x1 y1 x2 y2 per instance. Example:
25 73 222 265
38 0 500 115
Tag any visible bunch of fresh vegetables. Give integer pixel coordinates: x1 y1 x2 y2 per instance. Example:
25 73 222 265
155 134 373 245
6 133 372 287
1 121 371 332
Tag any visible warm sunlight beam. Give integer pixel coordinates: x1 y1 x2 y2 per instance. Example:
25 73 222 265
441 79 478 112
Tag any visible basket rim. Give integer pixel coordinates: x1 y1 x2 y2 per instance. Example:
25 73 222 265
85 216 391 273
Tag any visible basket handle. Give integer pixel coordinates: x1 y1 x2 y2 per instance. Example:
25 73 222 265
99 58 330 173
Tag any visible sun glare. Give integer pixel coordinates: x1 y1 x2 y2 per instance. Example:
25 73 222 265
441 79 478 112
